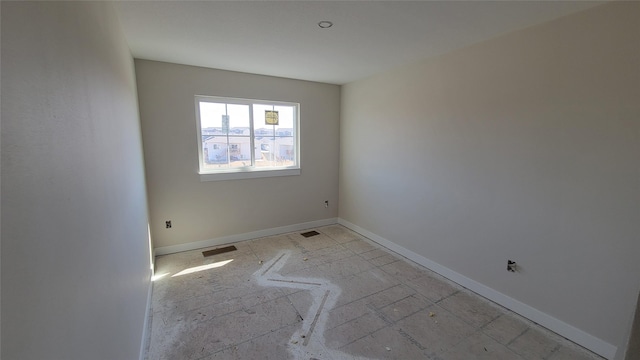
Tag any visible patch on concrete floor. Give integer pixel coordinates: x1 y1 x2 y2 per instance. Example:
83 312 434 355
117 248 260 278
202 245 237 257
300 230 320 238
254 250 371 360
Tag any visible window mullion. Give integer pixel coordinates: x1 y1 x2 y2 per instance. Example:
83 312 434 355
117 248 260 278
249 103 255 167
224 103 231 167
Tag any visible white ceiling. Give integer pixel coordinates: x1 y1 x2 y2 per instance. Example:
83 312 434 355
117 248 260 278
115 1 605 85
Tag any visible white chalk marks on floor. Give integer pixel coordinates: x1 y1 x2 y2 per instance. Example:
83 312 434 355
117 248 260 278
253 250 371 360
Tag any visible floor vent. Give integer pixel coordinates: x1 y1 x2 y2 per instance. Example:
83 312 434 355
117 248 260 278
301 230 320 238
203 245 237 257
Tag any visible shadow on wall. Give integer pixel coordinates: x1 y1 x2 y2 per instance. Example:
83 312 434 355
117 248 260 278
625 291 640 360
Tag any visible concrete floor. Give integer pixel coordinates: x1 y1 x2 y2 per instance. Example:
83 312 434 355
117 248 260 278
146 225 603 360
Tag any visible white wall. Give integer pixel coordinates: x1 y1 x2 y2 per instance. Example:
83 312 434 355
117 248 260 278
1 2 152 359
135 60 340 251
340 2 639 359
0 2 3 355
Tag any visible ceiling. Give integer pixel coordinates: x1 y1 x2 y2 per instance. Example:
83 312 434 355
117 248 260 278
115 1 605 85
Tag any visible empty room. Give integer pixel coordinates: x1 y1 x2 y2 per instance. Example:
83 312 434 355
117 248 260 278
1 1 639 360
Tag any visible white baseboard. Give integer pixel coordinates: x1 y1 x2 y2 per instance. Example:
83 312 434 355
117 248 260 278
154 218 339 256
139 270 154 360
338 218 617 360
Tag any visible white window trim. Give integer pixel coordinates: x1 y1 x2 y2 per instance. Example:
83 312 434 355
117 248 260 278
200 168 301 182
195 95 301 182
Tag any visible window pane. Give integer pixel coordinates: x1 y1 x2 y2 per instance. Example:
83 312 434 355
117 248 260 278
202 140 229 169
199 101 252 170
202 136 251 169
227 136 251 166
253 104 296 168
199 102 250 135
199 102 226 134
226 104 250 134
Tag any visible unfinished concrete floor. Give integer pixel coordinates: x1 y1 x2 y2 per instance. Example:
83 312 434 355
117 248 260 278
146 225 603 360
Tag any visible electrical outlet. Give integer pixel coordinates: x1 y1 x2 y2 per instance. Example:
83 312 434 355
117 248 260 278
166 220 172 229
324 200 329 208
507 260 517 272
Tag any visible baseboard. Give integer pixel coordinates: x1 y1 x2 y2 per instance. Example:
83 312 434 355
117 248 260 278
139 270 154 360
337 218 617 360
154 218 339 256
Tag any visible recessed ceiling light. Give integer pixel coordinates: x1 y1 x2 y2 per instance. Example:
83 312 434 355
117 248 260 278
318 21 333 29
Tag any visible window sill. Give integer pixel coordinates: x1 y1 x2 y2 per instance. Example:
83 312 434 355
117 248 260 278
199 168 301 182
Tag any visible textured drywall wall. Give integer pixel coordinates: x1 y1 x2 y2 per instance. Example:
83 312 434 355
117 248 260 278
135 60 340 249
0 2 3 355
1 2 151 359
339 2 639 358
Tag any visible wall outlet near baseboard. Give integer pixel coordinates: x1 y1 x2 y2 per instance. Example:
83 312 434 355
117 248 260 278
165 220 172 229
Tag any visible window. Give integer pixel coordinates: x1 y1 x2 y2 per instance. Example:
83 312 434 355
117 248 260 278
195 96 300 181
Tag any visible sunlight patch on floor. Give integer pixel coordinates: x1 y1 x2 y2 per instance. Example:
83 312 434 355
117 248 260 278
171 259 234 277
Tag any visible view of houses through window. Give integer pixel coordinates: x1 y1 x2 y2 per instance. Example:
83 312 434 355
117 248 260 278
196 96 298 174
